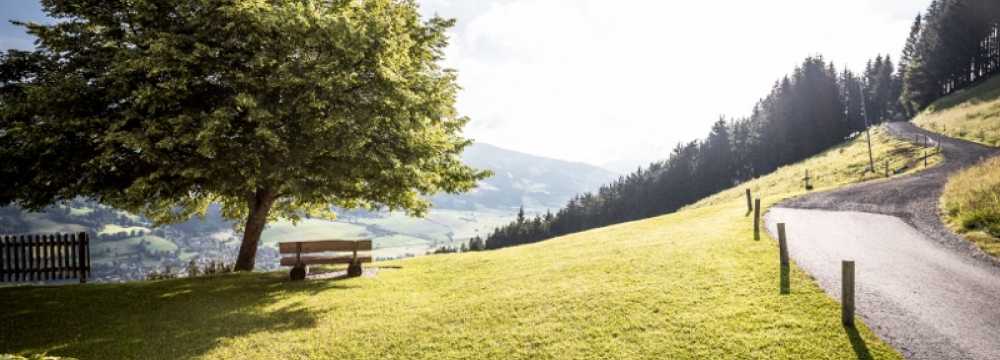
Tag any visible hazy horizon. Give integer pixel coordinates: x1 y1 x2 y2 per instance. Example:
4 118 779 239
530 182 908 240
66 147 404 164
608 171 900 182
1 0 927 171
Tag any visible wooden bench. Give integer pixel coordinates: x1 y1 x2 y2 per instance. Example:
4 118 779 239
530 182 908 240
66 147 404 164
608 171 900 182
0 232 91 283
278 240 372 280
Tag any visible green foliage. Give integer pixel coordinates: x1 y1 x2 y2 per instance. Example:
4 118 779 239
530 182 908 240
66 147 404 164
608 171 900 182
485 56 906 250
900 0 1000 111
0 0 489 269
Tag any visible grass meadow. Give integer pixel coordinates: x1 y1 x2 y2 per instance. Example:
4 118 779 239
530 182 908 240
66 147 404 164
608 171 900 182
0 122 940 359
914 75 1000 258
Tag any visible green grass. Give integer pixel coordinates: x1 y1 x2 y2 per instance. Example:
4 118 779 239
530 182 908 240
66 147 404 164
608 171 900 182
913 75 1000 147
97 224 151 236
21 214 88 235
910 75 1000 258
91 235 179 264
0 123 932 359
357 213 454 243
67 207 94 217
0 202 899 359
690 125 941 210
941 155 1000 257
260 219 372 245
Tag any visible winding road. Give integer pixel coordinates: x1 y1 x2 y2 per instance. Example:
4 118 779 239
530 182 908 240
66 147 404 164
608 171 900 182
764 122 1000 360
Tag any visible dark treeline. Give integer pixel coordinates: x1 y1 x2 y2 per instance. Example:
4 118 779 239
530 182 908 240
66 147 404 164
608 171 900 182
482 56 901 250
479 0 1000 251
901 0 1000 112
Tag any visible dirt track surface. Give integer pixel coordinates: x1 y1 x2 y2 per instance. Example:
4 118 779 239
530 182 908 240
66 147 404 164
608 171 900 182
766 122 1000 360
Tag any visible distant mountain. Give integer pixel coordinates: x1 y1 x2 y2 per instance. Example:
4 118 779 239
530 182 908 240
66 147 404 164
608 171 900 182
0 142 620 280
433 143 619 211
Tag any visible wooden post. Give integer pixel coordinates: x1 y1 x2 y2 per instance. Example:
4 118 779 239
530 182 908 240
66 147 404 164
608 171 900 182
69 233 78 281
753 199 761 241
44 234 51 281
15 235 23 282
0 236 6 282
78 232 88 283
924 150 928 167
885 159 890 177
745 189 752 213
778 223 790 294
58 234 66 280
777 223 789 267
842 260 855 326
28 235 35 282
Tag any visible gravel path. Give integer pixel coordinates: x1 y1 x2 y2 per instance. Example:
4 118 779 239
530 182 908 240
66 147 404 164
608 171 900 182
765 122 1000 360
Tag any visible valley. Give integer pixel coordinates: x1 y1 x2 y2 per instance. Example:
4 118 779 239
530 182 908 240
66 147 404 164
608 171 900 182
0 143 617 282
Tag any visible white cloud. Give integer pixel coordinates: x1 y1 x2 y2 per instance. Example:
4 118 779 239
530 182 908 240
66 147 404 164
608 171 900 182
419 0 927 169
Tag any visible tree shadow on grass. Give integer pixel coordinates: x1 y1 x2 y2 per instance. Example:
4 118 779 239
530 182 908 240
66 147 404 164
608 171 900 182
0 272 356 359
844 325 873 360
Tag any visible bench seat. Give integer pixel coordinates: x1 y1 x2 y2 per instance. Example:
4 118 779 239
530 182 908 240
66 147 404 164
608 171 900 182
277 239 372 280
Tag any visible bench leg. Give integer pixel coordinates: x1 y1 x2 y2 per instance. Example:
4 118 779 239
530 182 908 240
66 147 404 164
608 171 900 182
290 264 307 281
347 261 363 277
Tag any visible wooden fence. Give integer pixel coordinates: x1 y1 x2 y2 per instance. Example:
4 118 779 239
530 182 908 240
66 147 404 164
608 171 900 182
0 232 91 283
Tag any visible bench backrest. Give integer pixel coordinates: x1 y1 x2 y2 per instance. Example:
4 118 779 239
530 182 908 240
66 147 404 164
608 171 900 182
0 232 91 283
278 240 372 267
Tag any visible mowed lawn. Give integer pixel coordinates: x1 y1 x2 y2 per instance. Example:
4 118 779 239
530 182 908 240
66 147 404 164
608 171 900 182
0 128 935 360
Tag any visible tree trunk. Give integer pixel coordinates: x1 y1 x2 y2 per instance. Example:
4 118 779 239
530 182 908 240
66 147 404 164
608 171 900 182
234 189 277 272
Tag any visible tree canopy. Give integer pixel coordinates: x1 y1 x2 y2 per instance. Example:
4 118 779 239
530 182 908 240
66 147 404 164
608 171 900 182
901 0 1000 111
481 0 1000 251
0 0 489 270
482 55 901 250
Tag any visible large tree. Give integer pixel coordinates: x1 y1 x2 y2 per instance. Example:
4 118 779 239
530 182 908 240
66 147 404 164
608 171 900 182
0 0 489 270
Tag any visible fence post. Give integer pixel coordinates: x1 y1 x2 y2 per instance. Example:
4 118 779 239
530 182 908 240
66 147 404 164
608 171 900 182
58 234 66 280
78 232 88 284
842 260 855 326
28 235 35 282
778 223 790 293
777 224 789 267
753 198 761 240
746 189 752 213
14 235 22 282
924 150 928 167
0 236 6 282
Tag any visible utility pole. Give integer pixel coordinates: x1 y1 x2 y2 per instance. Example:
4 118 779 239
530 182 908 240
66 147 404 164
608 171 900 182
858 83 875 173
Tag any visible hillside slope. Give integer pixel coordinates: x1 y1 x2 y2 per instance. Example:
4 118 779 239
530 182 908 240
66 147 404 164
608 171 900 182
913 75 1000 147
0 126 935 359
433 143 619 210
0 143 617 280
913 75 1000 259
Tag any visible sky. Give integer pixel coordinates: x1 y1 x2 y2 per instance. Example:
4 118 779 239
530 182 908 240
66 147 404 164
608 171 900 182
1 1 928 173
